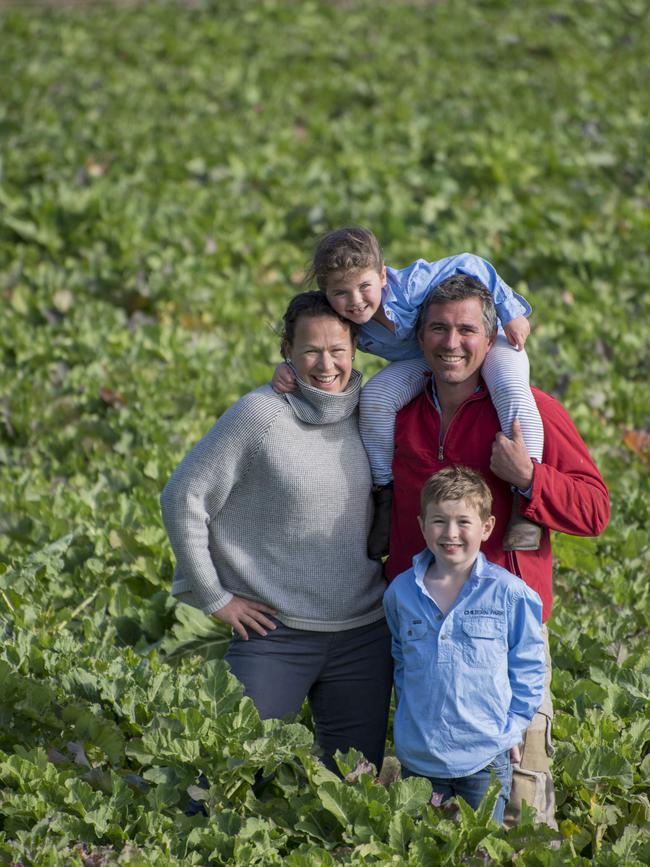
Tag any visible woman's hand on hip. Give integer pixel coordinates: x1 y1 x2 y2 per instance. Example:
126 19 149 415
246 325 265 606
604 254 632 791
212 596 277 640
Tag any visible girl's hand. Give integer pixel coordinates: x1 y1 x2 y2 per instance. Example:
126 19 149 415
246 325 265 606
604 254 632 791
510 744 522 763
212 596 277 640
503 316 530 351
272 362 298 393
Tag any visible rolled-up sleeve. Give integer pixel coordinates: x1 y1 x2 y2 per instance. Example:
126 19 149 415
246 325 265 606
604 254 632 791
400 253 531 324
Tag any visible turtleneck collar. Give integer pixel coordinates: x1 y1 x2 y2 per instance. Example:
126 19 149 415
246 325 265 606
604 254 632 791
284 368 362 425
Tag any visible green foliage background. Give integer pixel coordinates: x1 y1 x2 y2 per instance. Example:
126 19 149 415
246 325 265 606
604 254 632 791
0 0 648 864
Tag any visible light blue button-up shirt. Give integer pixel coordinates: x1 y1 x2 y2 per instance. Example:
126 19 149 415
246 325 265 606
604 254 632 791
383 549 545 778
357 253 531 362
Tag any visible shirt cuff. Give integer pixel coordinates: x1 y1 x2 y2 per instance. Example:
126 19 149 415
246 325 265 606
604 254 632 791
496 296 530 325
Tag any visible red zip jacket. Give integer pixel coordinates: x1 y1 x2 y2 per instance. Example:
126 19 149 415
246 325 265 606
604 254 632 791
387 381 610 621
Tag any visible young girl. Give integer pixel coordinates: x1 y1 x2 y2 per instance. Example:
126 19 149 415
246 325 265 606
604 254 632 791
273 227 544 556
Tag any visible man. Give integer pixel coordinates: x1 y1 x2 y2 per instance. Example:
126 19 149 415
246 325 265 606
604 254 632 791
386 274 610 828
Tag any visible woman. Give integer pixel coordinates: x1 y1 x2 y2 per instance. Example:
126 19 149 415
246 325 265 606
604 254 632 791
160 291 392 772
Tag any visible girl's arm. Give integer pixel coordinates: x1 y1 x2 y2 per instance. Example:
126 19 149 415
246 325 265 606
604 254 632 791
396 253 531 339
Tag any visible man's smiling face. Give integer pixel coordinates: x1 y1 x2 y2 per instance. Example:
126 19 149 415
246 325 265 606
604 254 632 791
418 298 495 389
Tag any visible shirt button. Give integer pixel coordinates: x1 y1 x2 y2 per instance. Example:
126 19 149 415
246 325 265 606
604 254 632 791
441 634 448 640
436 614 443 620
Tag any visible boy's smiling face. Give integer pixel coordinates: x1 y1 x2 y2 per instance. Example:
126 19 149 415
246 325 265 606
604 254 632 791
418 497 495 573
325 266 386 324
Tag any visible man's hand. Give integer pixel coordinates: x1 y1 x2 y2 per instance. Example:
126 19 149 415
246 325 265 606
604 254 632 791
271 363 297 394
212 596 277 640
503 316 530 351
490 419 534 490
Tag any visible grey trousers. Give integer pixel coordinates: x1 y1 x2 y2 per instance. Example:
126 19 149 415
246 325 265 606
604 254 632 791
225 616 393 774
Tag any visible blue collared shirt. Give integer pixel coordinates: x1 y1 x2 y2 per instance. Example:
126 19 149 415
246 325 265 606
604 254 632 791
357 253 531 362
383 549 545 778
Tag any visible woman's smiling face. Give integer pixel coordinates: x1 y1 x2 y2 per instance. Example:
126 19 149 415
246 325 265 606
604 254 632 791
287 314 355 393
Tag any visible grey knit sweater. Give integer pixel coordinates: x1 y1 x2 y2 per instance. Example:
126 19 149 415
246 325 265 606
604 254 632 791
160 370 385 631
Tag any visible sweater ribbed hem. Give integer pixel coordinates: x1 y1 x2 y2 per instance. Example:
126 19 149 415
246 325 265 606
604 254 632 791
275 605 385 633
171 578 233 615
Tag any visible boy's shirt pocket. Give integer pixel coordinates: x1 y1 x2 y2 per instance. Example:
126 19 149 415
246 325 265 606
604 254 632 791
401 618 428 669
461 615 506 667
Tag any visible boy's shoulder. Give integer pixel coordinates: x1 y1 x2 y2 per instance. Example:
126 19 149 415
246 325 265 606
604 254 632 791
384 565 418 601
479 554 542 606
480 554 518 582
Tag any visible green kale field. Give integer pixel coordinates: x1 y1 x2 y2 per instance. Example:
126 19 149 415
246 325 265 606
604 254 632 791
0 0 649 863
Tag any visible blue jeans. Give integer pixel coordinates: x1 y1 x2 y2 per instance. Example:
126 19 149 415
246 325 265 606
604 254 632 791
225 617 393 774
402 750 513 824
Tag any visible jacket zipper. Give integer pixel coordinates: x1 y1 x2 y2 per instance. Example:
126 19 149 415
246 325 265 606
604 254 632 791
432 385 486 462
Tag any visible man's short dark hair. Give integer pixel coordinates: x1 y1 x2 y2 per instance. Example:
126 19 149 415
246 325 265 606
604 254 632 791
416 274 498 337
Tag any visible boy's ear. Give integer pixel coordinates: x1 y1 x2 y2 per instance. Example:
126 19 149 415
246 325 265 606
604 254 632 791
417 515 424 536
482 515 496 541
380 264 387 283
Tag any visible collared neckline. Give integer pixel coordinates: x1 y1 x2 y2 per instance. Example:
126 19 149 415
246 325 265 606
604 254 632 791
428 376 485 414
412 548 495 600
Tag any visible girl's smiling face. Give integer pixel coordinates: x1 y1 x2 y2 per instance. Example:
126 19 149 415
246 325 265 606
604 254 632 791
325 266 386 325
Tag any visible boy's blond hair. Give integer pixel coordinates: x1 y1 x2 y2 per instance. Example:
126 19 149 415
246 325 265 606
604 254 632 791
420 466 493 523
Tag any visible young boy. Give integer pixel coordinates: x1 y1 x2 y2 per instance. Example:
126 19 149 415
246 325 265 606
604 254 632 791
273 227 545 556
382 466 545 824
